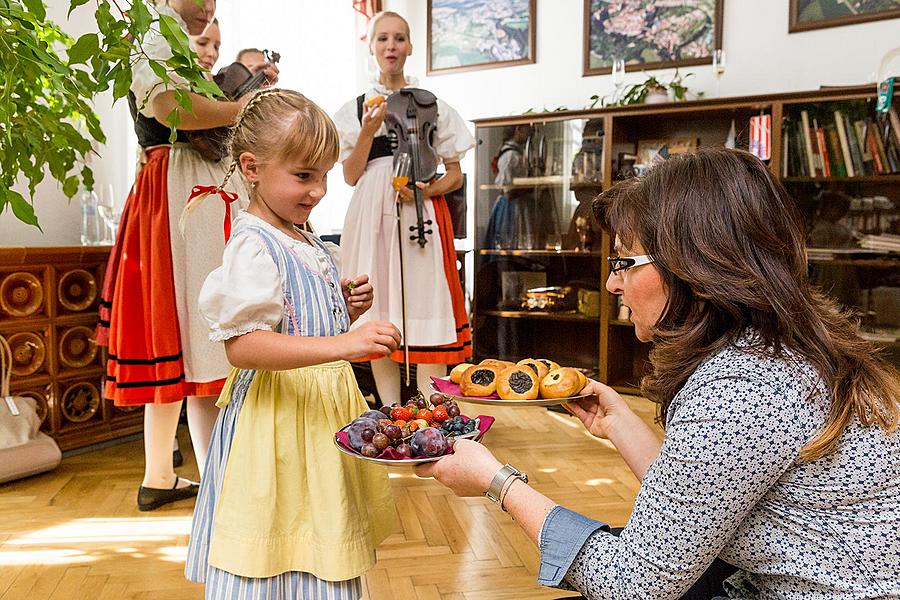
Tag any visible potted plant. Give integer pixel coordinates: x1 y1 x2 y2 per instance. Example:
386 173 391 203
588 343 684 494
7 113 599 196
590 70 699 108
1 1 215 229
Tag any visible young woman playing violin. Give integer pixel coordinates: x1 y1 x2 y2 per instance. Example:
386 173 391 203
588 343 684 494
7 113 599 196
334 10 475 406
97 0 278 512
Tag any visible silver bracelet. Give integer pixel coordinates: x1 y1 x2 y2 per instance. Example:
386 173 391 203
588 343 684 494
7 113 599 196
485 464 528 507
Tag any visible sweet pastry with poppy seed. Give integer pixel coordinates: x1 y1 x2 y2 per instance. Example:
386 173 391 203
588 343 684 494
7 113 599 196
497 366 539 400
460 365 501 396
516 358 549 381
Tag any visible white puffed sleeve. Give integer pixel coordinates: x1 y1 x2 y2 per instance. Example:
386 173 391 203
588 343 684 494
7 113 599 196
334 98 363 163
435 99 475 164
199 232 284 341
130 5 190 118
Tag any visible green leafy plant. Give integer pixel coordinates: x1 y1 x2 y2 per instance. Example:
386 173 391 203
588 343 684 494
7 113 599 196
0 0 218 229
590 70 701 108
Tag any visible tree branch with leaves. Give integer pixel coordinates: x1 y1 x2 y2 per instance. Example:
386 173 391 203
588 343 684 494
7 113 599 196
0 0 219 229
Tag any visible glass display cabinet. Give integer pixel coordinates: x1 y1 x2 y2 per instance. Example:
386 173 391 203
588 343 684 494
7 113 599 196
471 84 899 394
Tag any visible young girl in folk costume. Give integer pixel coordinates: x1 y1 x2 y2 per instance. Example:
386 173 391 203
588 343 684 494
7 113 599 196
334 11 475 406
184 89 399 599
97 0 277 512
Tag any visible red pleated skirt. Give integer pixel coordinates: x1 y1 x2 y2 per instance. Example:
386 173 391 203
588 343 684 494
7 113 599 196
371 195 472 365
97 147 224 406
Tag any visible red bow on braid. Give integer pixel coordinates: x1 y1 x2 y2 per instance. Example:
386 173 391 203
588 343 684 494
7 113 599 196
187 185 240 241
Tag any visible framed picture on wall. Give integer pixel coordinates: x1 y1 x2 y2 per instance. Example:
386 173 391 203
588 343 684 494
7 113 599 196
427 0 536 75
789 0 900 33
583 0 724 76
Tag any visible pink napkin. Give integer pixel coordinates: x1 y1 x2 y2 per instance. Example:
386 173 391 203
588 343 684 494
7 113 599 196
430 376 500 399
335 415 494 461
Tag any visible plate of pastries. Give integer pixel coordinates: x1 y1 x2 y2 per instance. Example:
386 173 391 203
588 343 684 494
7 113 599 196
430 358 593 406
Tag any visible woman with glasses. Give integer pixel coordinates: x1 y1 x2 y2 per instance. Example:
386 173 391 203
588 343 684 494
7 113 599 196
417 147 900 598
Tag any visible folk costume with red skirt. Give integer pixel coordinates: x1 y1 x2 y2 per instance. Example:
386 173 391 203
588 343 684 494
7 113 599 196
97 5 247 406
334 78 474 365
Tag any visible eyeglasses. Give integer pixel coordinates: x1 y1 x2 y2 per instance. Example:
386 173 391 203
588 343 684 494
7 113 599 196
607 254 655 274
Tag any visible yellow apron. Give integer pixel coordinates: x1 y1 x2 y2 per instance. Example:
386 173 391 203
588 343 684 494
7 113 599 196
208 361 397 580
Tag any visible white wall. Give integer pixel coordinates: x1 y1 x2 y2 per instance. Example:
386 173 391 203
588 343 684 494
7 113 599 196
388 0 898 118
3 0 898 246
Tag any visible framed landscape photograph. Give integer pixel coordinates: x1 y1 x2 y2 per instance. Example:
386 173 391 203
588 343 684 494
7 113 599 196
583 0 723 76
789 0 900 33
427 0 536 75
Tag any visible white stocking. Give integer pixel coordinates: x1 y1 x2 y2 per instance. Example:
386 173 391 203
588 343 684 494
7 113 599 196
142 401 183 489
371 357 401 407
186 395 218 476
416 363 446 398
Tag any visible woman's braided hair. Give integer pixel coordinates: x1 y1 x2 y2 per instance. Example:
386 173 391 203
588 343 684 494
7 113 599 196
181 88 340 233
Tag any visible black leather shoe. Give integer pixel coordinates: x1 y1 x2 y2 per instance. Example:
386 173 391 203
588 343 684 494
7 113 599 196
137 478 199 512
173 448 184 468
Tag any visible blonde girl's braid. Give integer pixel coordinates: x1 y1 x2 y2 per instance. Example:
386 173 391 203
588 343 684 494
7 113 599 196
179 90 284 236
182 88 342 236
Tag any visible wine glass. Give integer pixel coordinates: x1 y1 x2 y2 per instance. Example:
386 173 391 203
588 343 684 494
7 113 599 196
611 58 626 102
712 49 726 97
96 183 120 244
392 152 410 192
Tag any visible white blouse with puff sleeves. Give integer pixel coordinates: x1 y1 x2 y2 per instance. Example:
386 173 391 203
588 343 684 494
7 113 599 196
199 230 284 343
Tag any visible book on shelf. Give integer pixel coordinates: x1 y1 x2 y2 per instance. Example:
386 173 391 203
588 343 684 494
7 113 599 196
854 120 875 174
833 111 855 177
800 110 816 176
823 123 847 177
866 118 887 174
814 119 830 176
842 113 865 176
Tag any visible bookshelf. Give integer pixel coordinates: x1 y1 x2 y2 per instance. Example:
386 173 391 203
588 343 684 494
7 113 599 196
472 84 900 395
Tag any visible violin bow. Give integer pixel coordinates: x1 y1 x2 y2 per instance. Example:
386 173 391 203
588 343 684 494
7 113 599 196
394 186 412 386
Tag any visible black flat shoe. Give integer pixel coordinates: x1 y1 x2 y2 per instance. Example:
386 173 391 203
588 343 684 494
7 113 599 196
173 448 184 468
137 478 199 512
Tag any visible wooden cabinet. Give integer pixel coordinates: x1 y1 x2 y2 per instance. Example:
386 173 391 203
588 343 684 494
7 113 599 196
0 247 143 451
472 85 899 394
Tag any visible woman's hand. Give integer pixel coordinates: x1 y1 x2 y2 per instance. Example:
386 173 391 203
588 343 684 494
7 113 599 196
342 275 373 322
360 102 387 139
246 60 280 87
415 439 503 497
339 321 400 360
396 181 436 203
564 379 636 440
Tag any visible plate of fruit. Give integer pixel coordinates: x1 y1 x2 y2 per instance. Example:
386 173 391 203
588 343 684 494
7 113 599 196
431 358 595 406
334 392 495 465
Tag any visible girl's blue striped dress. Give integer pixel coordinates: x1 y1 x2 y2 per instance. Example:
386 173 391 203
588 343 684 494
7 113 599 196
185 211 396 599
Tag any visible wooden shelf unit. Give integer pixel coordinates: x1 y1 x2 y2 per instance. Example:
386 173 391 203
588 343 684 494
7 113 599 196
472 84 900 389
0 246 143 451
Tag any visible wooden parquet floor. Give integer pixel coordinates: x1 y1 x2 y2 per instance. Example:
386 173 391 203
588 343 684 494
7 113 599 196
0 397 660 600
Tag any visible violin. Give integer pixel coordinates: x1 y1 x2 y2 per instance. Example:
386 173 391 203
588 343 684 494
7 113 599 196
187 49 281 162
384 88 439 248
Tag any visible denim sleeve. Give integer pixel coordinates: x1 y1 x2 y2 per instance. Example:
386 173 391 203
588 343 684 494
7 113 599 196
538 505 610 587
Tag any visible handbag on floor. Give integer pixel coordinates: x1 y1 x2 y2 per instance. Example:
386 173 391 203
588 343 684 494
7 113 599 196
0 335 61 483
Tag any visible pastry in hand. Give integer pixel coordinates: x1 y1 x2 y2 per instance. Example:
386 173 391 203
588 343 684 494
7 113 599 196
460 365 500 397
365 94 386 108
516 358 549 381
449 362 475 384
497 366 539 400
536 358 560 372
540 367 584 399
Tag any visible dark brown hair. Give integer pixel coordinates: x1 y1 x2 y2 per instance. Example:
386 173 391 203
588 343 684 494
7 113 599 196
594 147 899 461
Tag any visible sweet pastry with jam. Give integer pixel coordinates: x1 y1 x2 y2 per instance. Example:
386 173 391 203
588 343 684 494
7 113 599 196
540 367 587 399
460 365 501 396
497 366 540 400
